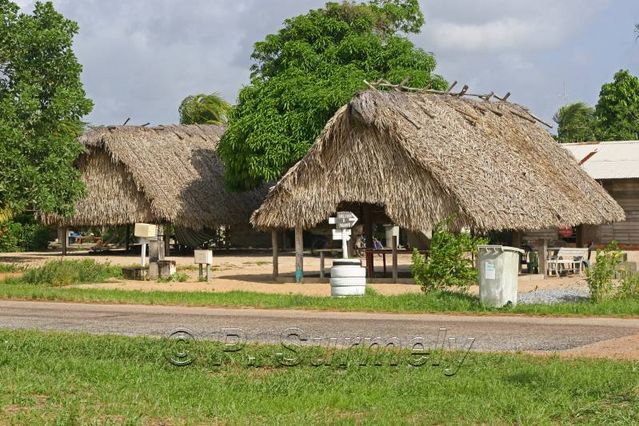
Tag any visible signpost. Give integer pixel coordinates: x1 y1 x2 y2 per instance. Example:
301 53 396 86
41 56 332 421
329 211 358 259
328 211 366 296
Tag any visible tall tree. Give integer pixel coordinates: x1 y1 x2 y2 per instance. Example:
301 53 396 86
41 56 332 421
219 0 446 190
0 1 92 215
595 69 639 141
553 102 597 143
178 93 230 125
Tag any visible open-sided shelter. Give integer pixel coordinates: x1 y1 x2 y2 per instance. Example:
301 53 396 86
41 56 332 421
45 124 267 247
251 88 625 280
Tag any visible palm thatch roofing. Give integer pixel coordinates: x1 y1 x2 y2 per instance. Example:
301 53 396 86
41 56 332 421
252 89 625 232
45 124 266 230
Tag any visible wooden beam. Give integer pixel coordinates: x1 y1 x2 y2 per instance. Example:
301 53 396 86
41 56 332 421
271 230 279 281
538 239 548 278
364 205 373 249
125 225 131 252
392 236 398 283
60 227 68 256
511 231 523 274
295 225 304 283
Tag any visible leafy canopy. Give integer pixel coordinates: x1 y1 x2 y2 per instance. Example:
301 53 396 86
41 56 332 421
178 93 230 125
0 0 92 215
595 69 639 141
553 102 597 143
219 0 446 190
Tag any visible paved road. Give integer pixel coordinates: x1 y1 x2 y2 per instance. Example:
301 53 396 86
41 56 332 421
1 300 639 354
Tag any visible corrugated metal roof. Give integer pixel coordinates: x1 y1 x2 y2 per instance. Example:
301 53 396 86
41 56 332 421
563 141 639 180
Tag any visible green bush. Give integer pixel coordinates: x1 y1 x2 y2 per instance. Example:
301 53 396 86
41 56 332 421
618 269 639 300
157 272 189 283
0 263 22 273
411 219 487 293
587 241 623 303
18 260 122 286
0 218 56 252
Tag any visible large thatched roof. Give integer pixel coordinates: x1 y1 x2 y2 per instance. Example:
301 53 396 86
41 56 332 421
252 89 625 231
46 124 266 230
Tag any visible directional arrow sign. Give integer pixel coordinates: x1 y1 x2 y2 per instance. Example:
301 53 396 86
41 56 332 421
335 211 358 229
332 229 351 241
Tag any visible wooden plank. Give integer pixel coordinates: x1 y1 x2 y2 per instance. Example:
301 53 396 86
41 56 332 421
295 225 303 283
392 236 398 283
538 239 548 278
272 230 278 281
60 227 68 256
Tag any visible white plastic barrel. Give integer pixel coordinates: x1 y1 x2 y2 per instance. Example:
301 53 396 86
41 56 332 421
478 245 524 307
330 259 366 297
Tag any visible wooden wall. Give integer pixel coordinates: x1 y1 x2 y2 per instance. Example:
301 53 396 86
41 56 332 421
596 179 639 247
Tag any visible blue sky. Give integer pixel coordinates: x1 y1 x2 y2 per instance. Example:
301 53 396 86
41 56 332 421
15 1 639 131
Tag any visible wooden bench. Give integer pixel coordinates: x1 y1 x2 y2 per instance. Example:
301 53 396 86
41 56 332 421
547 247 589 276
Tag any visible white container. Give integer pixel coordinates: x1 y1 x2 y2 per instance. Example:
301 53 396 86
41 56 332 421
384 225 400 248
330 259 366 297
194 249 213 265
134 223 157 238
478 245 524 307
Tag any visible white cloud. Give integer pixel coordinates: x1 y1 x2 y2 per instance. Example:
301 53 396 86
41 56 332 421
421 0 610 53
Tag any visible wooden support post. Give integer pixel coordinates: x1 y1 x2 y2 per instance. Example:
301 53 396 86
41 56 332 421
320 251 325 279
125 225 131 252
295 225 303 283
382 253 387 276
538 239 548 278
164 229 170 257
511 231 522 248
512 231 523 273
271 230 279 281
364 205 373 249
59 227 68 256
206 264 212 284
392 236 398 283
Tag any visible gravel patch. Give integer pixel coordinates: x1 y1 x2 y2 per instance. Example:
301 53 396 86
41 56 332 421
518 288 590 305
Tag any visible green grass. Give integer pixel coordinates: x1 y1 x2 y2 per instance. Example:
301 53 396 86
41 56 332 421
1 283 639 317
6 259 122 286
0 329 637 424
0 263 22 273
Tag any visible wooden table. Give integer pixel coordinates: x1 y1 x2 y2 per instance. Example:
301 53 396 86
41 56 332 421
316 248 343 279
365 248 426 282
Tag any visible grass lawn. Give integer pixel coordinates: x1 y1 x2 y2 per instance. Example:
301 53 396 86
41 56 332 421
2 282 639 317
2 259 638 317
0 330 637 424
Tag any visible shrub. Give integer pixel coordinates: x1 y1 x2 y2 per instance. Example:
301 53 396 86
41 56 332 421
157 272 189 283
18 260 122 286
618 269 639 300
587 241 623 303
0 218 56 252
0 263 22 273
411 219 487 293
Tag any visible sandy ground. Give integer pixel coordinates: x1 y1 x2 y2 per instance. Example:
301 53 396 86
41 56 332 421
0 250 594 296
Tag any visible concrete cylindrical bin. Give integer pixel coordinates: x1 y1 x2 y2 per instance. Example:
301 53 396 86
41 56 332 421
330 258 366 297
478 245 524 307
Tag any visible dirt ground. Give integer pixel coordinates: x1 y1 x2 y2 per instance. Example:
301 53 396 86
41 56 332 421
0 249 602 297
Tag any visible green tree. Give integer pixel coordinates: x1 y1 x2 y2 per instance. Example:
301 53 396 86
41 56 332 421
0 1 92 216
595 69 639 141
178 93 230 125
553 102 597 143
219 0 446 190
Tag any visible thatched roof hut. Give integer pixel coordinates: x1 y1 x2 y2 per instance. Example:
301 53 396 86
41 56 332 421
252 89 624 232
45 124 266 230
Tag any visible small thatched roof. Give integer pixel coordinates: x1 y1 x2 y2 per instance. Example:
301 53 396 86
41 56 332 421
252 89 625 232
46 124 266 230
